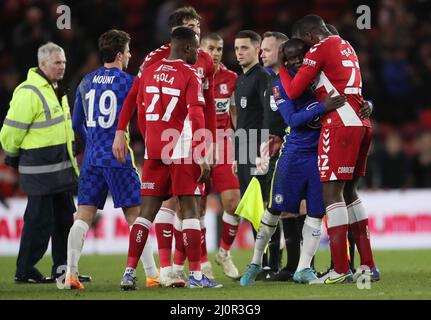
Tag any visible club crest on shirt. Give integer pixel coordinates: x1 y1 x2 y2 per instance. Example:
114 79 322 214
240 96 247 108
274 194 284 204
197 67 204 78
220 83 228 95
272 85 281 100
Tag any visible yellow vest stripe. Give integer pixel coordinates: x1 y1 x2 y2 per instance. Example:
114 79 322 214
20 85 52 120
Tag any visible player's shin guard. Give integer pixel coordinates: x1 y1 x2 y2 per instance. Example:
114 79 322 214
182 219 202 273
154 208 175 268
296 216 322 271
200 217 208 263
173 215 186 267
127 217 152 269
326 202 350 274
220 212 240 251
251 209 279 266
347 199 375 269
67 219 89 276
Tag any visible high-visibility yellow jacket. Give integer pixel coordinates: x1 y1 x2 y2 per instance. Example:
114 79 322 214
0 68 79 195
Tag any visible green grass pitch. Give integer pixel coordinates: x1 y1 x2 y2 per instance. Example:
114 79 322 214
1 249 431 300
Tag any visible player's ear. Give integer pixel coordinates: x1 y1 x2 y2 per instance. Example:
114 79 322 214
115 51 122 62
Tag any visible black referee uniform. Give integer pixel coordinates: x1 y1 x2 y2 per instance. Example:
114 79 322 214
234 63 270 198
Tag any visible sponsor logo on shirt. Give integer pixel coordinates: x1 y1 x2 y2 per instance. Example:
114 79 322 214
270 95 278 111
303 58 317 67
338 166 355 174
341 47 354 57
215 98 230 114
142 182 155 190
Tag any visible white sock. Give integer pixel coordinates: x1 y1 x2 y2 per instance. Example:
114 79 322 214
190 271 202 280
140 238 159 278
172 264 184 272
160 266 172 278
297 216 322 271
251 210 279 266
347 198 368 224
67 219 89 276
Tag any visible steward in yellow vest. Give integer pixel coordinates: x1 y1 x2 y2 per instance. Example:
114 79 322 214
0 67 79 195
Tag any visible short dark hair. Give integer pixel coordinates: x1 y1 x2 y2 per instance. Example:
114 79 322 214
98 29 130 63
169 6 201 29
292 14 325 37
235 30 262 45
282 38 309 54
325 24 339 35
171 27 198 46
263 31 289 42
201 33 223 44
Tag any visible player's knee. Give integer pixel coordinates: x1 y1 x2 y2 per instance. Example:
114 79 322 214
221 190 240 215
343 180 359 205
224 197 239 215
322 181 345 206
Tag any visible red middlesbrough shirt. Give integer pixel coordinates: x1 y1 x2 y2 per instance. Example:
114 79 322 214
137 59 205 160
214 64 237 130
280 35 371 129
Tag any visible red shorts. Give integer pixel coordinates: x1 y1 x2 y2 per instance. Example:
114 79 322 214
318 126 372 182
208 132 239 193
141 159 205 197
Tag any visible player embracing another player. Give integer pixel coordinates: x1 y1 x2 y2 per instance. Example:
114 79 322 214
280 15 380 284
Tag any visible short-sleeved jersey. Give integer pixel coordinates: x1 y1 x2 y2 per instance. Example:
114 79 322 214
138 59 205 160
281 35 370 129
75 67 134 168
214 64 237 130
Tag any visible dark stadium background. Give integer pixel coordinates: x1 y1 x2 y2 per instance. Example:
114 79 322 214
1 0 431 197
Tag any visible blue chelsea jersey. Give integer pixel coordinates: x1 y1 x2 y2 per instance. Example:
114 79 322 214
271 70 326 154
72 67 134 168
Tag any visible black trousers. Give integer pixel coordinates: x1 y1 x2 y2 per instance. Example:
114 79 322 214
15 192 76 279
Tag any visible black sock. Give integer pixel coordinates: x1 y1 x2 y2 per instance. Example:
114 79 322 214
282 217 301 273
268 222 281 272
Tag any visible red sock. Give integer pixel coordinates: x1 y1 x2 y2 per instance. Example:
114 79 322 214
154 208 175 268
347 199 375 269
351 220 375 269
182 219 201 272
200 228 208 263
327 224 350 274
173 223 186 266
220 212 239 251
326 202 350 274
127 218 151 268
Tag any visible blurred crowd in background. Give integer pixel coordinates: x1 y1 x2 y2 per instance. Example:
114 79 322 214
1 0 431 201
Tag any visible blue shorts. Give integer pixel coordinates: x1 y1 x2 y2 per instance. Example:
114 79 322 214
268 152 324 218
78 165 142 209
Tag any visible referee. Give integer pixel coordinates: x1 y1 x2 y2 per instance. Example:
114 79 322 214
232 30 272 278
